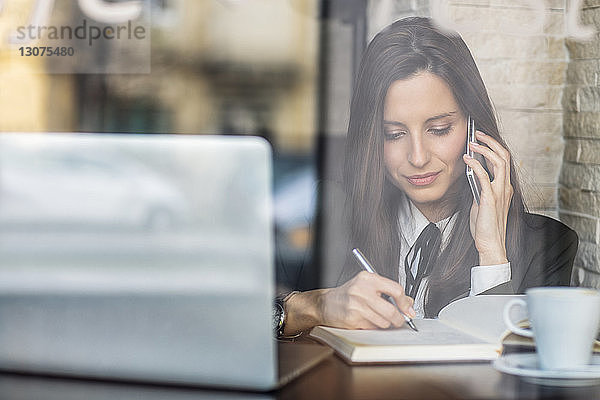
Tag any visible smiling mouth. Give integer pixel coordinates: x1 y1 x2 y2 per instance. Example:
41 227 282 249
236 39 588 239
406 172 441 186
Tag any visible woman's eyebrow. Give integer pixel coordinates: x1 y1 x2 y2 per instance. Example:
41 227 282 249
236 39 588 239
424 111 458 124
383 120 407 126
383 111 458 127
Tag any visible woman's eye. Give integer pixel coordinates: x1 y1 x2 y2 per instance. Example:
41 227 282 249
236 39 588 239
384 130 406 140
429 125 452 136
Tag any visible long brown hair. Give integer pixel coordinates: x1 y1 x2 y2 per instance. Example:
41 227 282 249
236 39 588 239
342 17 527 316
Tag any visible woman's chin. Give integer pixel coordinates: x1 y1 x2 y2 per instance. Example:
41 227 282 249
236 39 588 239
404 188 446 205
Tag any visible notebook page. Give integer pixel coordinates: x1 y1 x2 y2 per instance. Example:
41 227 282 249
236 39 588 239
317 319 490 346
438 295 526 343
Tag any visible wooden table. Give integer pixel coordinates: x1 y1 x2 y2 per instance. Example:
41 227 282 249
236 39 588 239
1 345 599 399
278 353 600 399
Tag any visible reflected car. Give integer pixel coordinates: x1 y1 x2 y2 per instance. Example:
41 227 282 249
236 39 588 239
0 146 190 231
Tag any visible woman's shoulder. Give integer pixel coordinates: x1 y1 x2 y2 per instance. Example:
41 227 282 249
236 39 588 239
513 213 578 291
522 212 579 244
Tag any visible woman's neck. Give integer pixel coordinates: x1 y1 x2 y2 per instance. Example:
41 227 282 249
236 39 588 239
413 199 456 223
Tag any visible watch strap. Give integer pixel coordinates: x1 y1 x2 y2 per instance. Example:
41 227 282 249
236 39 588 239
274 291 300 338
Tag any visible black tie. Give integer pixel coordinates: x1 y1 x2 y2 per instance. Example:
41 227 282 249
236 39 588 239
404 222 442 299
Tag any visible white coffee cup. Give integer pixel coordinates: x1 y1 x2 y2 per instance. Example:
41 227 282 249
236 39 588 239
503 287 600 370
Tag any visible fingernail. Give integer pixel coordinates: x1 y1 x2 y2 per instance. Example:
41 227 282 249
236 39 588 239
409 307 416 318
463 154 472 159
476 131 486 136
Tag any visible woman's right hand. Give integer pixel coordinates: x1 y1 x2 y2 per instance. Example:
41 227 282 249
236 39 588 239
320 271 415 329
284 271 415 335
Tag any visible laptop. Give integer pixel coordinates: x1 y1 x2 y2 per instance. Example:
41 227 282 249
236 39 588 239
0 133 331 391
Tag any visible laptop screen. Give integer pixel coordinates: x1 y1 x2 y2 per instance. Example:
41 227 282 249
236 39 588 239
0 133 277 389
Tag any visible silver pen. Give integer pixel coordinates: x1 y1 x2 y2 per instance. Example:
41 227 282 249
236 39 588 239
351 248 419 332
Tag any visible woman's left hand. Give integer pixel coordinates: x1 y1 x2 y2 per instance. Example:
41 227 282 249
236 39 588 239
462 131 513 266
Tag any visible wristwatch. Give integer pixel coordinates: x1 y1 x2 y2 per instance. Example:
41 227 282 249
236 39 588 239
273 291 299 338
273 297 286 337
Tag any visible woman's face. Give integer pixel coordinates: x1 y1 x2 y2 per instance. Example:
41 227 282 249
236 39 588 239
383 72 467 214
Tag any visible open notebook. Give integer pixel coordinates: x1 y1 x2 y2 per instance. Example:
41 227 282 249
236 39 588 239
310 295 527 364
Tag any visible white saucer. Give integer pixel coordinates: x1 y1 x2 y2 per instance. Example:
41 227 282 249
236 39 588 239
493 353 600 387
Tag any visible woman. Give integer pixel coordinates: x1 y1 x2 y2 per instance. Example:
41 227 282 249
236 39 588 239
277 17 577 336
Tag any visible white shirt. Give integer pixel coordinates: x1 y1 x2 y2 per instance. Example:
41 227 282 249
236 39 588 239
397 194 510 318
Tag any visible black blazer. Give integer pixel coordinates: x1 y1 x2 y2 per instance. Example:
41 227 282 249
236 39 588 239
453 213 578 300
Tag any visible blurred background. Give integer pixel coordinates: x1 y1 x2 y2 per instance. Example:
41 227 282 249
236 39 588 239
1 0 599 291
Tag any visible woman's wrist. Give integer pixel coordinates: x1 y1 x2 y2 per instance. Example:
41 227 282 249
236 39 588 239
478 249 508 266
283 288 328 336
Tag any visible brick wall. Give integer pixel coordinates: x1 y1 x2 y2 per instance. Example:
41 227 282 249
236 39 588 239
457 1 568 218
562 1 600 287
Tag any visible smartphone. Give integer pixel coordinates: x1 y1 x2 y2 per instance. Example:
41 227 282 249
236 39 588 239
466 116 482 204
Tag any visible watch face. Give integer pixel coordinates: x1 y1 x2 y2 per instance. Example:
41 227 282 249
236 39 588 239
273 302 284 331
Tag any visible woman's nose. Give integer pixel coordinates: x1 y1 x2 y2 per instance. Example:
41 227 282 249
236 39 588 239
407 137 430 168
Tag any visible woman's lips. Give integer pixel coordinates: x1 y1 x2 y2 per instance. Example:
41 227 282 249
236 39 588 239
406 172 440 186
